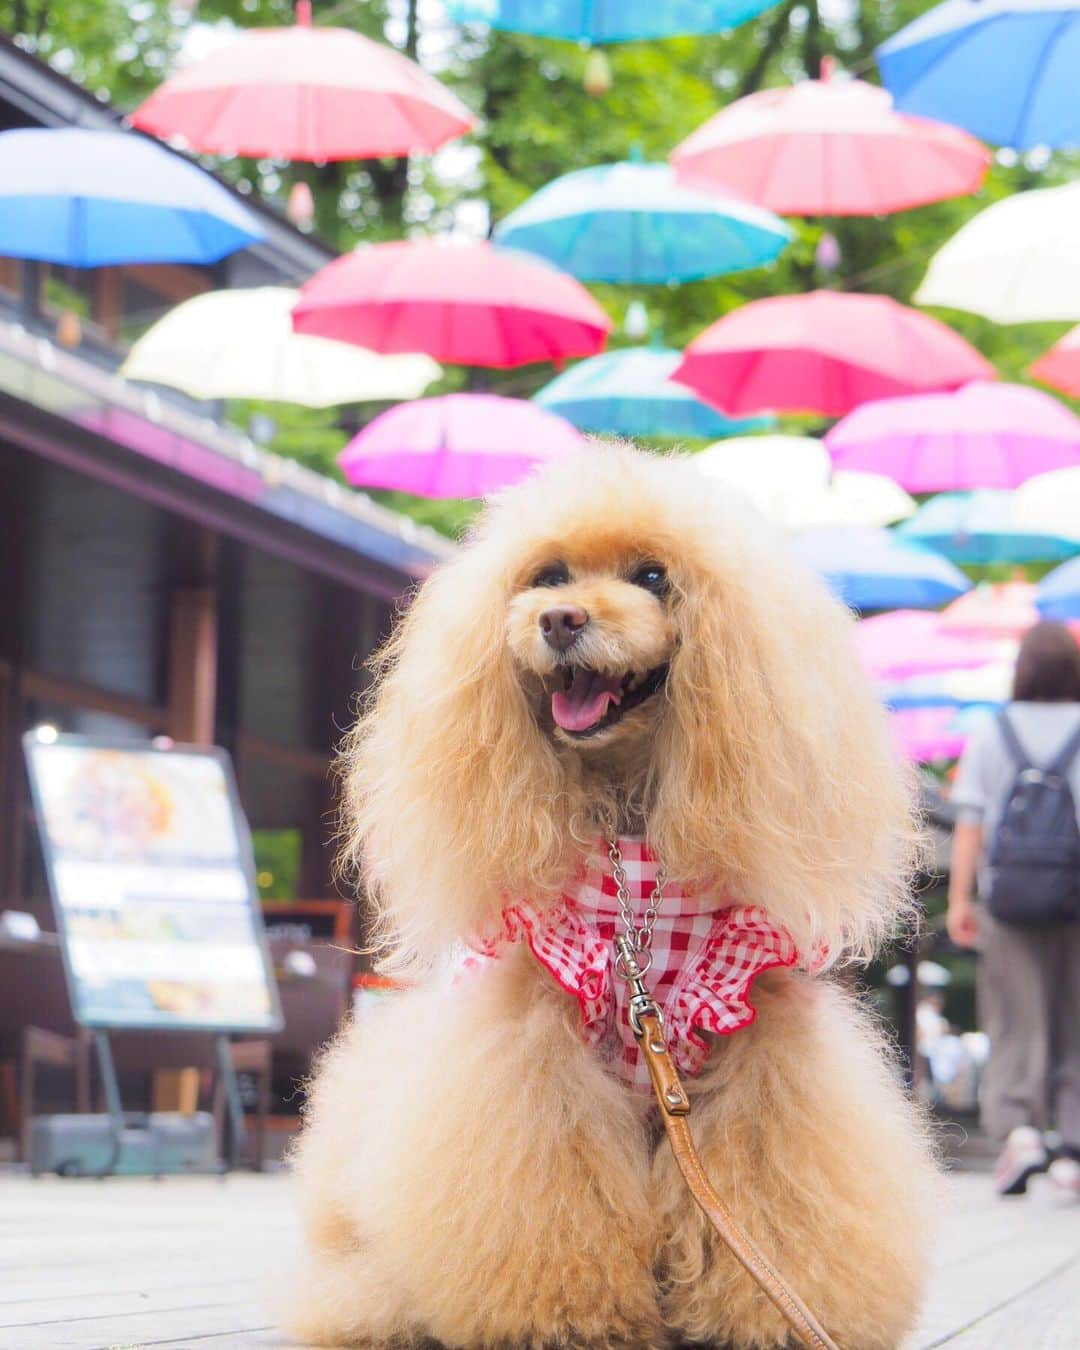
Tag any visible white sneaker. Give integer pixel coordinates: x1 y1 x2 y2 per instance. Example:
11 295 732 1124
994 1126 1049 1196
1048 1156 1080 1200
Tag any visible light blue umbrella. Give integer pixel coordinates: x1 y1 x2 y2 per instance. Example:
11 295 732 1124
448 0 780 42
877 0 1080 150
896 490 1080 566
534 347 773 439
793 526 971 612
494 162 789 284
1036 557 1080 620
0 128 265 267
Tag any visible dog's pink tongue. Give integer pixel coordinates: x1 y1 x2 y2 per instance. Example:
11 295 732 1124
552 670 623 732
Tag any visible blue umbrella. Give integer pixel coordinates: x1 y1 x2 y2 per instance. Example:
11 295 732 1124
0 128 265 267
896 490 1080 566
534 347 773 439
877 0 1080 150
448 0 779 42
494 162 789 285
1036 557 1080 620
793 526 971 612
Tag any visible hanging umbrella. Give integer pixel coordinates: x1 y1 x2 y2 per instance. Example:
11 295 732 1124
1037 558 1080 620
793 526 970 611
694 433 830 503
132 2 474 160
673 290 994 417
855 610 1010 682
493 162 789 284
883 663 1012 710
533 348 771 439
670 61 989 216
121 288 441 408
915 183 1080 323
895 490 1080 565
1030 326 1080 398
0 127 263 267
446 0 779 42
697 435 914 527
338 393 585 499
825 382 1080 491
877 0 1080 150
1014 467 1080 539
891 707 969 763
292 239 611 369
938 582 1040 638
787 473 916 529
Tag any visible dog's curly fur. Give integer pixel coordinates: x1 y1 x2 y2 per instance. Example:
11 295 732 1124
286 442 939 1349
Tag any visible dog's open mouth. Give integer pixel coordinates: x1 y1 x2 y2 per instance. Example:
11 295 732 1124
550 664 668 737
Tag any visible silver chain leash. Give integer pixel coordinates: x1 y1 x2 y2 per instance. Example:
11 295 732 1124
608 838 668 1038
607 836 666 975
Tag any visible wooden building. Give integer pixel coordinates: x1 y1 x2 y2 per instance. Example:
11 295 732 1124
0 35 453 941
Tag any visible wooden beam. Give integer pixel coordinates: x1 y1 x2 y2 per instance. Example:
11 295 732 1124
19 669 167 729
168 586 218 746
238 732 329 781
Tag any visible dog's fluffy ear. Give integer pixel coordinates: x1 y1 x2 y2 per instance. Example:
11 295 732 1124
338 537 574 970
649 504 919 962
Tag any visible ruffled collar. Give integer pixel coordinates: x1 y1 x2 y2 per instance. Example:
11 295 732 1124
468 836 807 1094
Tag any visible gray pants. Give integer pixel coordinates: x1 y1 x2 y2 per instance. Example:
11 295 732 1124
978 912 1080 1149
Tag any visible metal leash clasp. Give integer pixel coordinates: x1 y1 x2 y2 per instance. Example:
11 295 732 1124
614 933 664 1039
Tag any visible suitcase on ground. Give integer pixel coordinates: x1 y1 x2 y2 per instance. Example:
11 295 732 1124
29 1111 218 1176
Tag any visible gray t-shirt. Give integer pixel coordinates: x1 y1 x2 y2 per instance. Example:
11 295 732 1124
951 702 1080 890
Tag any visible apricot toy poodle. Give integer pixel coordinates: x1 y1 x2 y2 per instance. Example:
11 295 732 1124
286 442 937 1349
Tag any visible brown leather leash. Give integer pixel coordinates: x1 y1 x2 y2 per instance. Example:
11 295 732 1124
615 936 840 1350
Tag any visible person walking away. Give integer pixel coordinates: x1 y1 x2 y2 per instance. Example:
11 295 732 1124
948 621 1080 1198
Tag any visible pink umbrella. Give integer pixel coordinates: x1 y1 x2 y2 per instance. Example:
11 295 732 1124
131 1 475 161
670 61 990 217
293 239 611 369
826 382 1080 492
938 582 1042 639
1030 326 1080 400
890 707 967 763
338 394 586 499
673 290 993 417
855 610 1011 682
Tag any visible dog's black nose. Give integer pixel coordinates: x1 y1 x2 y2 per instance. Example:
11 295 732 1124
539 605 588 652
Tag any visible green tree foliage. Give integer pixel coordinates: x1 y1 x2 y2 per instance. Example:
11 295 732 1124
2 0 1077 537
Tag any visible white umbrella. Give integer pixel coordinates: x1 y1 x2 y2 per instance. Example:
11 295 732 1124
788 472 916 529
915 181 1080 323
1013 466 1080 538
122 286 441 407
694 436 914 527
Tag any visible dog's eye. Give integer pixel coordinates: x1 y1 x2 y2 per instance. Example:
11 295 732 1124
630 562 669 596
530 562 570 588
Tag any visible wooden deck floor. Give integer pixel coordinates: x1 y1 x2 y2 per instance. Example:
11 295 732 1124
1 1168 1078 1348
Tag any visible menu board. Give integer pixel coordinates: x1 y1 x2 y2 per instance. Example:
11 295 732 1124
23 734 282 1033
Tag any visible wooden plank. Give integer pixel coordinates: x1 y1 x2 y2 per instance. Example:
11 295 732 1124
910 1174 1080 1348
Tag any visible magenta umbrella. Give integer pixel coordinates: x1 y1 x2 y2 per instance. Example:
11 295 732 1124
826 381 1080 491
673 290 993 417
338 394 586 499
855 609 1011 682
293 239 611 370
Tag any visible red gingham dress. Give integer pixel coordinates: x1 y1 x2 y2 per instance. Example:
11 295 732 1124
467 837 808 1095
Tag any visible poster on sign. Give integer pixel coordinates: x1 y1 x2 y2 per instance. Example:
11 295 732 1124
23 732 282 1034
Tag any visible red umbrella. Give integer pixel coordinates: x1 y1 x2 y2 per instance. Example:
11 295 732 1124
1030 326 1080 399
292 239 611 369
131 1 475 161
673 290 995 418
670 60 990 217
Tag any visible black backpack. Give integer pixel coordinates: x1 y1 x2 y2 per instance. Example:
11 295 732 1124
984 711 1080 925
